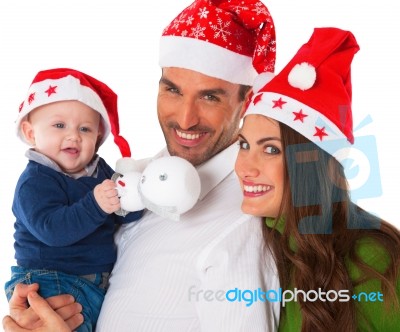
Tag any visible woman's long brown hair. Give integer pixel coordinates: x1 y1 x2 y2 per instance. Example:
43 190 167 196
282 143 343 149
264 123 400 331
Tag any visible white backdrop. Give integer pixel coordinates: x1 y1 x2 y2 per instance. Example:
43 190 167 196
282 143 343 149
1 0 399 320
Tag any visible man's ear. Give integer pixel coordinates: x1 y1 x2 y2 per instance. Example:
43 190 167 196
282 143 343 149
20 120 35 146
239 89 254 119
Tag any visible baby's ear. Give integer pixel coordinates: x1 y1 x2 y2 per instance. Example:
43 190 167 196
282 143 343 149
95 124 104 152
95 121 105 152
95 133 103 151
20 120 35 146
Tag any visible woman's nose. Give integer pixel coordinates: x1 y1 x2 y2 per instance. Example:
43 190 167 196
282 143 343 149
235 152 260 179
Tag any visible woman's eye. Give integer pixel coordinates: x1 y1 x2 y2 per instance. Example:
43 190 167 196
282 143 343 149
238 141 250 150
265 146 280 154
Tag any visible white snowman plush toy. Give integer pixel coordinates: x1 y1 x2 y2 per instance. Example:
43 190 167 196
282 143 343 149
112 156 201 221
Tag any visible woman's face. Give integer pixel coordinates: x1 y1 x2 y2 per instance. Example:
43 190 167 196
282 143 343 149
235 114 285 218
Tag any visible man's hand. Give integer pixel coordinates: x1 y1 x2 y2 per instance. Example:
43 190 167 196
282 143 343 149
4 283 83 331
94 179 121 213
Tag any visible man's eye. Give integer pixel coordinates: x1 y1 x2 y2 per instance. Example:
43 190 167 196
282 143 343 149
167 87 180 94
203 95 219 102
265 146 280 154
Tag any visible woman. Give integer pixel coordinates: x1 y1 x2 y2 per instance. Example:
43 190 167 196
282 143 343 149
235 27 400 331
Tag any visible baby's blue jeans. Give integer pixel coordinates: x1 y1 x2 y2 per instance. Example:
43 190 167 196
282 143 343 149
5 266 108 332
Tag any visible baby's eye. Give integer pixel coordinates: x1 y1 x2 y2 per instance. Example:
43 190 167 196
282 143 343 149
264 146 280 154
54 123 64 129
80 127 90 133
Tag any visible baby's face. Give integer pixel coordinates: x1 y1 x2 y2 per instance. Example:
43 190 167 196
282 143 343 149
21 100 101 174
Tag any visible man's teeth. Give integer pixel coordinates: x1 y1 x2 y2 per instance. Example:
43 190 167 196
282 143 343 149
176 130 201 140
244 185 271 193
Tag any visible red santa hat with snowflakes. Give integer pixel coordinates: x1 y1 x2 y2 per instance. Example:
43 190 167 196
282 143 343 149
245 27 360 157
159 0 276 86
16 68 131 157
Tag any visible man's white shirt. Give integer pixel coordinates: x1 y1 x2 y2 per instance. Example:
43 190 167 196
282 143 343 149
97 143 280 331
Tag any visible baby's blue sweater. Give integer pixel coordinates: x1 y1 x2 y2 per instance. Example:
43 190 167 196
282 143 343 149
12 157 143 275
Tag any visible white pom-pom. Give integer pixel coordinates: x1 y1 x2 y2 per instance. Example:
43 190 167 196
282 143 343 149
140 156 201 215
252 72 275 93
115 157 139 174
288 62 316 91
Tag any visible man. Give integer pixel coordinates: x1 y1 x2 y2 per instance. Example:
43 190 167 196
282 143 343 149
3 1 279 331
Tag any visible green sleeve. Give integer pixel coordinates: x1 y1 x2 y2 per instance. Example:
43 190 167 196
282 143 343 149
349 237 400 331
278 237 400 331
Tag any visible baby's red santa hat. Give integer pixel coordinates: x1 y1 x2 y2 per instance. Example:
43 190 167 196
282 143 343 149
159 0 276 86
246 27 360 157
16 68 131 157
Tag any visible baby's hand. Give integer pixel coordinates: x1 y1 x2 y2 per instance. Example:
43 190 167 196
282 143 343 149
94 179 121 214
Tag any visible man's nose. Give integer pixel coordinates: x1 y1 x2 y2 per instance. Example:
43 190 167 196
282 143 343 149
176 99 200 130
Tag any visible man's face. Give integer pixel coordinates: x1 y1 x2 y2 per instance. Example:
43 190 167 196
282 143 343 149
157 67 245 166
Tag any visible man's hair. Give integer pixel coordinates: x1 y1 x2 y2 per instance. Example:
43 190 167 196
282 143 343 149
238 85 252 102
